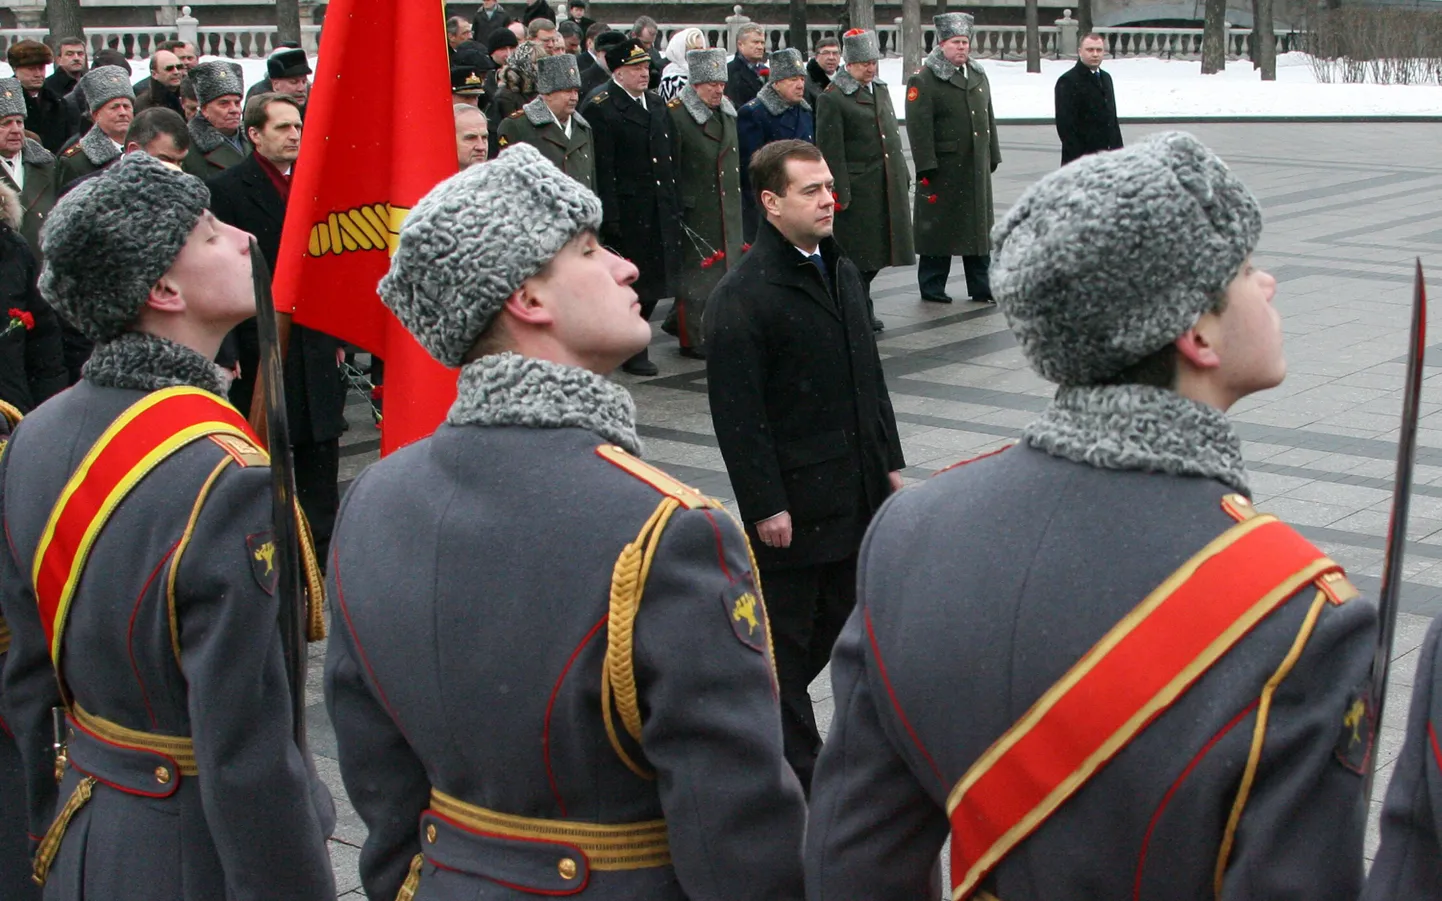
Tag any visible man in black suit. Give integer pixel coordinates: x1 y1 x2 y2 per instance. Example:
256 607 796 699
705 139 904 792
43 37 88 98
582 37 681 377
727 24 768 108
207 93 348 565
580 30 627 102
1054 33 1123 166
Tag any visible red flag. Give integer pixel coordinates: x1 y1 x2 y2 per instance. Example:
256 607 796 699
272 0 458 454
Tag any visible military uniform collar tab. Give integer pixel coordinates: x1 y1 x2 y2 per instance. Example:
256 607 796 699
82 332 230 397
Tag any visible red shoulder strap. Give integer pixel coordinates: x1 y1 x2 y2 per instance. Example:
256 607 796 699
947 514 1343 900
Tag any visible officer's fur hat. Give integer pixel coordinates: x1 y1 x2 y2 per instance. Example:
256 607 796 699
841 29 881 64
190 60 244 106
0 78 25 121
267 47 313 79
766 48 806 82
78 66 136 115
687 48 729 85
39 153 211 344
379 142 603 368
536 53 582 94
991 132 1262 386
935 13 976 41
6 40 52 69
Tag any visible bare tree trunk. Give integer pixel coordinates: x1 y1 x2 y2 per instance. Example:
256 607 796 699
850 0 876 33
1251 0 1261 67
1025 0 1041 72
1257 0 1276 79
276 0 302 46
1202 0 1227 73
903 0 922 76
46 0 84 43
789 0 809 53
936 0 949 15
1078 0 1093 36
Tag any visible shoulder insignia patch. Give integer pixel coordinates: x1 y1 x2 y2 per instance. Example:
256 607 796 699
247 531 279 596
907 85 920 102
62 144 82 157
209 433 269 467
508 108 525 118
596 444 715 509
931 443 1013 478
722 576 767 653
1221 493 1258 522
497 134 510 147
592 90 609 103
1334 683 1375 774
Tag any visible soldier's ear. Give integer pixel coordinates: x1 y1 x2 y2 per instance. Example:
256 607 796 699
503 284 556 327
145 276 186 313
1174 318 1223 371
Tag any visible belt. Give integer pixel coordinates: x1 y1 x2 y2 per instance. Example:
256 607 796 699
403 789 672 897
71 705 198 778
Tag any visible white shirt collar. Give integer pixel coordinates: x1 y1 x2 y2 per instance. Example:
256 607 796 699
0 152 21 191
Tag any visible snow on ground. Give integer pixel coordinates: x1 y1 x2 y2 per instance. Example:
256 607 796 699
881 51 1442 119
6 51 1440 120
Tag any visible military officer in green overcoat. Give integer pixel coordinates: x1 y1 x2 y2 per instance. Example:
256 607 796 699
815 29 913 331
662 48 742 359
181 61 251 180
496 53 595 191
906 13 1000 304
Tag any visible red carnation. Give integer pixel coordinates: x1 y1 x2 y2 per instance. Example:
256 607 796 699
927 194 938 204
758 67 770 77
20 311 33 329
714 251 725 261
919 176 930 187
701 257 715 269
741 243 751 252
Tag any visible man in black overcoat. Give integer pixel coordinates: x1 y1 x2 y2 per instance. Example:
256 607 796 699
705 139 904 793
1054 33 1123 165
207 94 347 564
583 38 681 376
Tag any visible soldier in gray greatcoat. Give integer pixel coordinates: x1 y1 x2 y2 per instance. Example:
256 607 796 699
0 397 33 900
906 13 1000 304
181 61 251 179
0 153 334 900
326 143 806 901
805 133 1375 900
815 30 914 331
737 49 815 243
661 49 743 359
497 53 595 190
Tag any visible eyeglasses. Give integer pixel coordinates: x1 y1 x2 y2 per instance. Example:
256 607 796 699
159 64 183 72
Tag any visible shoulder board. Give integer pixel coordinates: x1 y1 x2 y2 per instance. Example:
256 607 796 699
591 90 610 103
507 108 526 118
667 97 682 108
208 432 269 467
931 443 1013 478
62 144 83 157
595 444 716 510
1221 493 1358 604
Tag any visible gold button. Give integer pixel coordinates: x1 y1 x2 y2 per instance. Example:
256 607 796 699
426 824 438 843
154 765 171 784
558 858 578 880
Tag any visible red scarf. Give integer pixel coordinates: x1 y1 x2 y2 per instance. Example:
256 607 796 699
254 152 291 204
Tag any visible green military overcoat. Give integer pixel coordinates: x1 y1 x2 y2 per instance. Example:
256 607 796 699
182 114 250 179
815 68 914 273
905 50 1001 258
496 96 595 191
665 88 743 348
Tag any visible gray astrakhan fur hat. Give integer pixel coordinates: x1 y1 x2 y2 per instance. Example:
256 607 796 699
935 13 976 41
991 131 1263 387
78 66 136 115
536 53 582 94
0 79 24 121
766 48 806 82
39 153 210 343
842 29 881 64
688 49 729 85
378 142 603 368
190 60 244 106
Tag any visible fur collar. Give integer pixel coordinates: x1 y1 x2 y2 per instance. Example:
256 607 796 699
829 68 884 96
188 113 240 155
1024 384 1249 495
677 86 736 125
82 332 230 397
756 83 810 116
78 126 122 167
521 95 588 130
925 49 982 83
447 352 641 455
22 138 54 167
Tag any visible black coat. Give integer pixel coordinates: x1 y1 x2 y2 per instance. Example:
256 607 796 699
726 54 765 109
44 68 77 98
522 0 556 24
804 58 831 108
472 4 515 47
0 227 65 413
1054 61 1124 165
135 80 185 116
704 220 904 570
205 155 348 445
580 63 611 103
24 86 80 155
583 86 682 305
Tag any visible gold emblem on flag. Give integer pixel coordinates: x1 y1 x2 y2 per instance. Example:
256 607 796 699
306 202 411 256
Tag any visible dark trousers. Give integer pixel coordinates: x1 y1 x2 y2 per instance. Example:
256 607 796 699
859 270 880 322
761 555 858 794
918 254 992 300
293 437 340 570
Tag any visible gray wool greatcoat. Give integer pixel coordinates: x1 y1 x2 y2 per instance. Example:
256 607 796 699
804 443 1376 901
814 72 915 273
666 93 743 347
324 423 807 901
905 56 1000 258
0 380 335 901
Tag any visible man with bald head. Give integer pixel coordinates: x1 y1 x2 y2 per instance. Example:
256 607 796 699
135 49 186 115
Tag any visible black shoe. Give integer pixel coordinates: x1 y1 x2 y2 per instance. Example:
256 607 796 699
871 316 885 332
679 346 706 360
921 293 953 304
622 353 660 376
972 294 996 304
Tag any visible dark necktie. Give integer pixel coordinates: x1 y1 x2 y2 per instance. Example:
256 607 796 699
808 252 832 296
